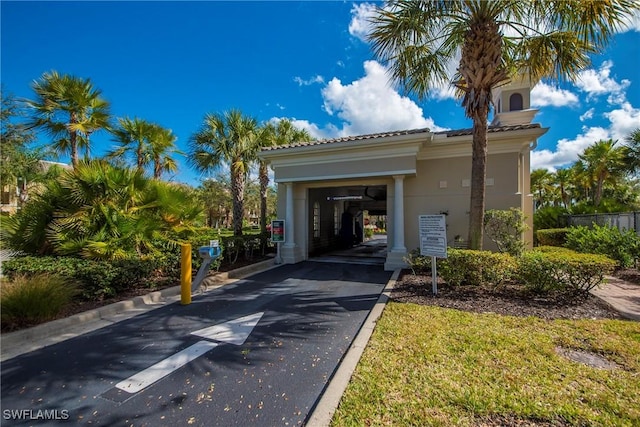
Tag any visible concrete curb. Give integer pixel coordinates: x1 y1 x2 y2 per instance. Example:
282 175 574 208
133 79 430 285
306 269 400 427
0 258 279 362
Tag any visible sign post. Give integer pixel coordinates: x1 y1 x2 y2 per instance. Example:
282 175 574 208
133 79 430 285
419 215 448 295
271 219 285 264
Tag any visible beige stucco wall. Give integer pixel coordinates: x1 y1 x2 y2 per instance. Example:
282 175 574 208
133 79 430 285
403 152 526 251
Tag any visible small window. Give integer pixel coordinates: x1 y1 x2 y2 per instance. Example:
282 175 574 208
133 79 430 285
334 205 340 236
509 93 523 111
313 201 320 238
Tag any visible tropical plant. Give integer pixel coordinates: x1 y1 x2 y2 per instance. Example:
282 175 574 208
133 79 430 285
255 120 311 232
148 124 181 179
0 89 41 207
108 118 181 179
25 71 111 168
368 0 638 249
577 139 627 207
2 160 202 259
197 176 232 228
624 128 640 176
189 109 258 236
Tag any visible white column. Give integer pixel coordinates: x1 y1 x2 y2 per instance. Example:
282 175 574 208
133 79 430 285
284 182 295 248
392 175 406 252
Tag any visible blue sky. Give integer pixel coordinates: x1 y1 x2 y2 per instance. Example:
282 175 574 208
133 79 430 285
2 1 639 186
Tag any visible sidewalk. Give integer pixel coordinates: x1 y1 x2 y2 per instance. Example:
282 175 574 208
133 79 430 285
591 275 640 321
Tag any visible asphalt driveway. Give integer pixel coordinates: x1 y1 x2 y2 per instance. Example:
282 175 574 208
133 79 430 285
0 261 392 426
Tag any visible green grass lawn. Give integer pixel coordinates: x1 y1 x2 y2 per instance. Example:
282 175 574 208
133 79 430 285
332 303 640 426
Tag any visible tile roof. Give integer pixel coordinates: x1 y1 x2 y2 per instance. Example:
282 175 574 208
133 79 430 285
435 123 541 137
261 123 541 152
261 127 431 151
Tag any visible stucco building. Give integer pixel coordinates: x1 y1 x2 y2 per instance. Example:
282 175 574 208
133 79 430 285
259 77 548 271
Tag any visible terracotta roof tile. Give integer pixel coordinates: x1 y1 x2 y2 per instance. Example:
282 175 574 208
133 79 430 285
261 127 431 151
261 123 541 152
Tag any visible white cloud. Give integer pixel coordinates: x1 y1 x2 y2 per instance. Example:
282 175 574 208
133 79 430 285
620 9 640 32
532 103 640 170
604 102 640 141
575 61 630 104
320 60 447 136
348 2 378 43
293 75 325 86
579 108 595 122
531 82 579 107
531 126 610 171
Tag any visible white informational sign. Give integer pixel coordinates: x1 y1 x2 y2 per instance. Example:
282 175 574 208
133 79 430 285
419 215 448 258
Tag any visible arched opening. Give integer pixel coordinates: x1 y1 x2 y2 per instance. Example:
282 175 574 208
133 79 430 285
509 93 523 111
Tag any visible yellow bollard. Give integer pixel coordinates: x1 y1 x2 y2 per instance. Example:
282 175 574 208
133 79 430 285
181 243 192 305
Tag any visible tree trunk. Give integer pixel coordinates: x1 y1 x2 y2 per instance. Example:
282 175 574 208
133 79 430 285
231 166 245 237
259 161 269 233
468 108 489 250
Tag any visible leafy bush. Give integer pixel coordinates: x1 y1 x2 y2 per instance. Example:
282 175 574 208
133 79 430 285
1 255 166 300
484 208 528 256
536 228 569 247
437 249 516 287
1 274 78 330
518 249 616 295
403 249 432 275
533 206 569 231
564 224 640 268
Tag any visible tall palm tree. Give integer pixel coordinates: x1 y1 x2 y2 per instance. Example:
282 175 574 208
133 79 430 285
530 168 555 209
26 71 111 168
108 117 154 173
148 125 181 180
189 109 258 236
256 120 311 232
553 168 573 209
624 128 640 176
368 0 637 249
578 139 627 207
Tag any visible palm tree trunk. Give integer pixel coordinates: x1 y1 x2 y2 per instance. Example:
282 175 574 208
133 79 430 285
70 114 79 168
259 161 269 233
468 110 489 250
231 167 245 236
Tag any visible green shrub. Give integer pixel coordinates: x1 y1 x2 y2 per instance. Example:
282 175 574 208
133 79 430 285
1 274 78 330
1 255 167 300
564 224 640 268
536 228 570 247
484 208 528 256
437 249 516 287
403 249 432 275
533 206 569 231
517 249 616 295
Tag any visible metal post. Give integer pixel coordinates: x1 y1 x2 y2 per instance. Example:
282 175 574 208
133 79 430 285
181 243 192 305
432 256 438 295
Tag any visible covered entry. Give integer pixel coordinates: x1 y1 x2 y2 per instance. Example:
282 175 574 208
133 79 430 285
307 184 387 260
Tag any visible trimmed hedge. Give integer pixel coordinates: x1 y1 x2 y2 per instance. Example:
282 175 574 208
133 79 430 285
404 247 616 298
1 256 165 300
564 224 640 268
536 228 569 247
518 249 616 295
437 249 516 287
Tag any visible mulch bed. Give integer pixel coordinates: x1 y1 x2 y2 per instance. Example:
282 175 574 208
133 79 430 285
392 271 627 321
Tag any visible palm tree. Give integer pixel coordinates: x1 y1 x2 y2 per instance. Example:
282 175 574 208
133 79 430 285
530 168 555 209
26 71 111 168
624 128 640 176
368 0 637 249
148 125 181 180
578 139 627 207
189 109 258 236
553 168 573 209
256 120 311 232
108 117 154 173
